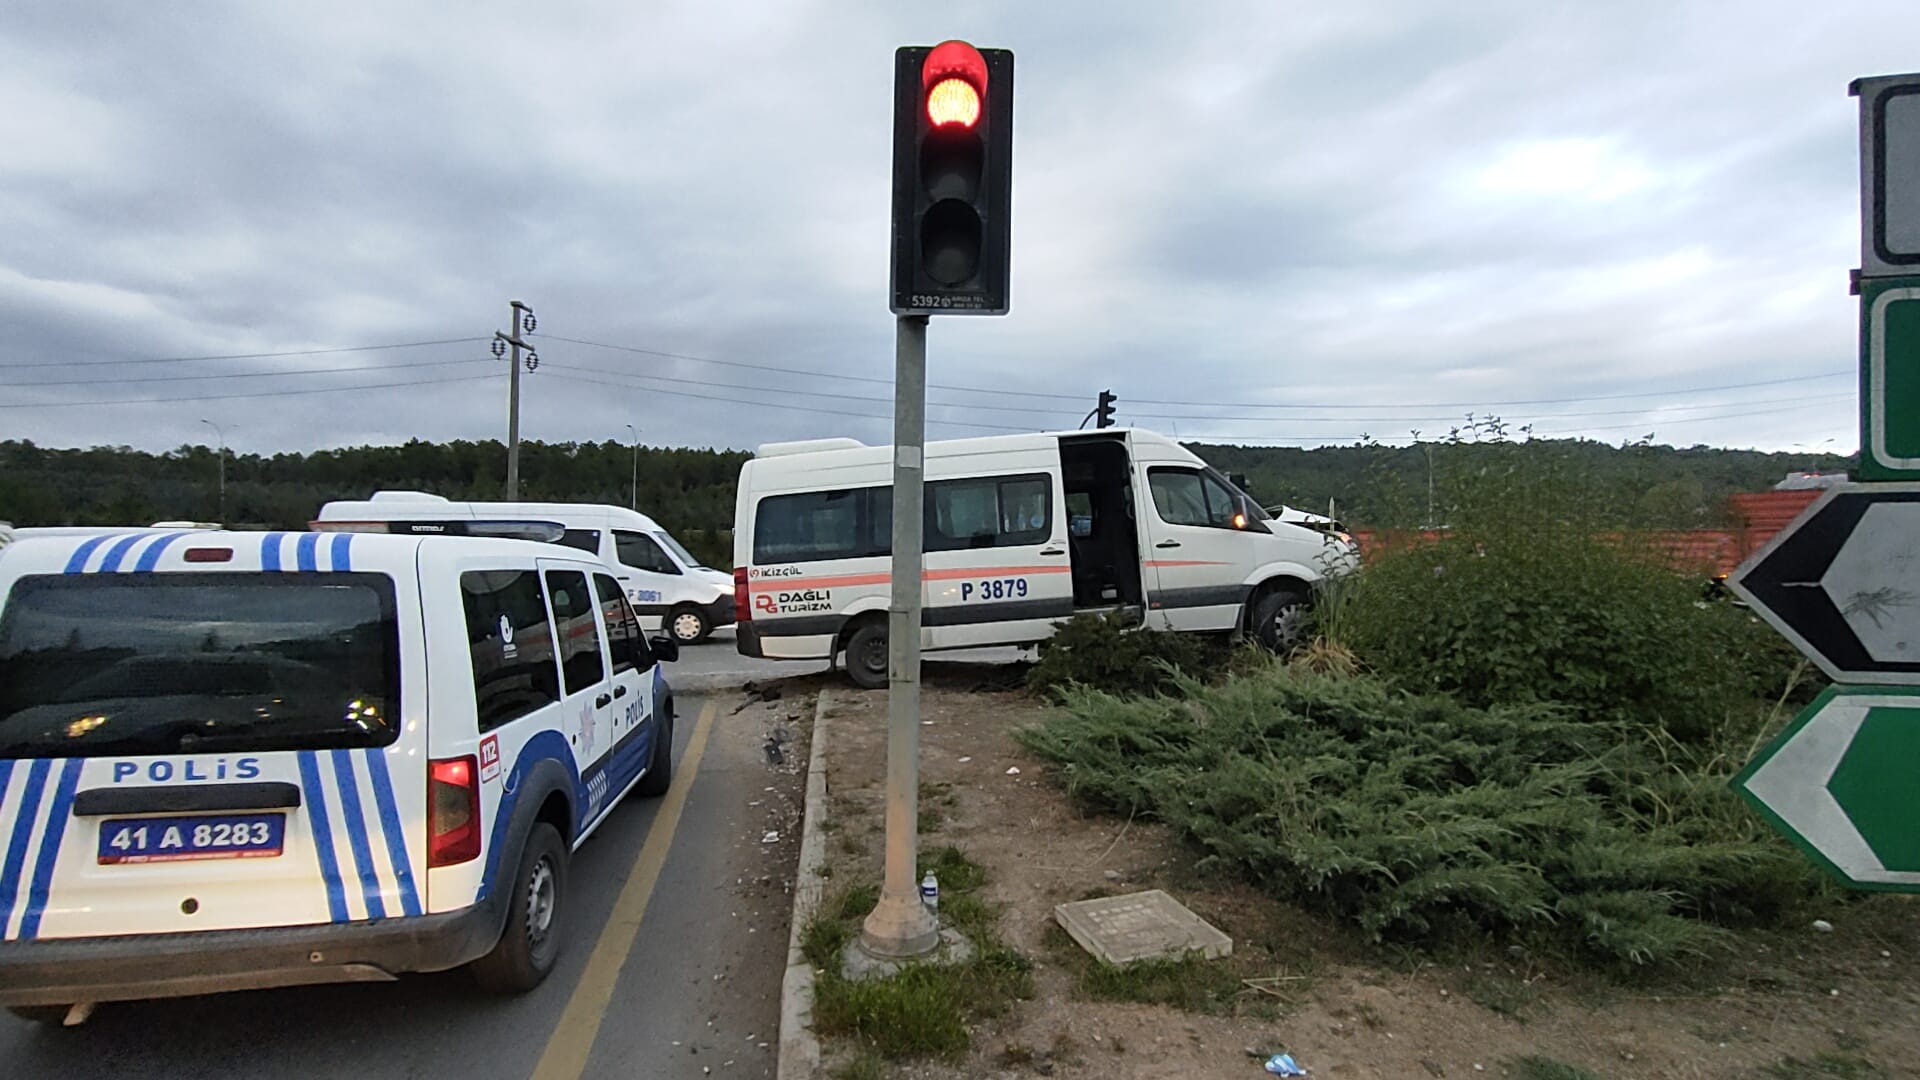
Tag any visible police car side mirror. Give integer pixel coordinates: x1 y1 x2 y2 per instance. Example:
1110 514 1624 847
647 634 679 664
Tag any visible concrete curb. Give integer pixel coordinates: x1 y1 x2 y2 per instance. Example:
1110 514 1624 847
776 689 834 1080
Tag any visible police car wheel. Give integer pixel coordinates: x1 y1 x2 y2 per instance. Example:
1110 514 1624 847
636 705 674 797
669 605 709 644
845 621 888 690
6 1005 70 1025
471 823 568 993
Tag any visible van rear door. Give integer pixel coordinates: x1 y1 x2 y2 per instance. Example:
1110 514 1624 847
0 533 426 941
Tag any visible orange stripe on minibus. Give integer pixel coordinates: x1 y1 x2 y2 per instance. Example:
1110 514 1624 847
747 564 1069 593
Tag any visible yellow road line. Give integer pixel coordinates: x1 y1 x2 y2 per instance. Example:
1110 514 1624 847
531 699 718 1080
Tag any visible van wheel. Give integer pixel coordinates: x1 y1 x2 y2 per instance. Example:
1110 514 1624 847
669 604 710 645
6 1005 71 1025
470 823 568 994
636 705 674 797
844 621 888 690
1252 586 1311 653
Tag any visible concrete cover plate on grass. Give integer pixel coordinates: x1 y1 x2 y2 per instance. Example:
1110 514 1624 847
1054 889 1232 965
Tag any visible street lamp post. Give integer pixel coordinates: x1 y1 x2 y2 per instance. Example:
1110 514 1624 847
624 424 640 511
200 419 228 525
1410 432 1435 529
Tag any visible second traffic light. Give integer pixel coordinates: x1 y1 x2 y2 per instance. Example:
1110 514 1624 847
1095 389 1117 428
890 41 1014 316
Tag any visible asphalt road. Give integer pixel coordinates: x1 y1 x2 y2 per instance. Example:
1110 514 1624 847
0 693 806 1080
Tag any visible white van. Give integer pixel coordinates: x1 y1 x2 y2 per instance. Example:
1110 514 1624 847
732 428 1357 687
313 493 734 645
0 529 677 1020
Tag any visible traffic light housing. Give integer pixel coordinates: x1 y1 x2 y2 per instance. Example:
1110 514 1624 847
890 41 1014 316
1095 389 1117 428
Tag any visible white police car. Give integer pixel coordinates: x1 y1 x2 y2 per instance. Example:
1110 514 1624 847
0 530 677 1023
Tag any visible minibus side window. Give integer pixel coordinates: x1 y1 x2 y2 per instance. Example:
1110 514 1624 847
753 488 890 564
614 530 683 575
460 570 562 734
926 474 1051 552
1148 468 1235 529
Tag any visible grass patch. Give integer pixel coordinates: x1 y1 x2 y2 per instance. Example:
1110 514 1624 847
830 1052 884 1080
1506 1056 1601 1080
1046 924 1249 1014
922 845 987 893
812 945 1033 1061
807 845 1031 1062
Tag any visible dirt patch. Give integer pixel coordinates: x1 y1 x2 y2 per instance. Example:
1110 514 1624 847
812 666 1920 1079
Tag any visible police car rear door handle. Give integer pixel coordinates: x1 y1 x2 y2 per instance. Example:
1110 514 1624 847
595 692 612 708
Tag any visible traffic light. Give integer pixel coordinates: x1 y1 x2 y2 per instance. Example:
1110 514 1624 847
1095 389 1117 428
890 41 1014 316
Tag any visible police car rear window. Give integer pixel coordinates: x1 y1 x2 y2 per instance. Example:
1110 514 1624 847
0 573 401 759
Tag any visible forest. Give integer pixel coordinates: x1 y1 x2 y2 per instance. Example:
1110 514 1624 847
0 435 1853 568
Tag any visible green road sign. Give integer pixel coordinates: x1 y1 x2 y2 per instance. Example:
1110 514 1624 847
1861 276 1920 480
1733 685 1920 891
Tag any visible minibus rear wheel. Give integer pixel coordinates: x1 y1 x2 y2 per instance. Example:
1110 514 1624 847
844 620 888 690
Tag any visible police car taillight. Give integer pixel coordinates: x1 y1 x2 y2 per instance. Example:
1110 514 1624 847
428 756 481 867
734 567 751 623
184 547 234 563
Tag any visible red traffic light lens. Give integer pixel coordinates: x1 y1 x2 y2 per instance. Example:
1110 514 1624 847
926 77 980 127
921 40 988 128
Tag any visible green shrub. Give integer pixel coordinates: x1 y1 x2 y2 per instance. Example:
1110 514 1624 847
1017 666 1821 968
1027 611 1220 699
1336 432 1804 740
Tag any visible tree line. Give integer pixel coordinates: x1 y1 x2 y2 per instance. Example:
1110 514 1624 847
1 435 1853 566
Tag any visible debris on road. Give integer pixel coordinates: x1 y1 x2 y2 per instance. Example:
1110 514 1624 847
1263 1052 1308 1076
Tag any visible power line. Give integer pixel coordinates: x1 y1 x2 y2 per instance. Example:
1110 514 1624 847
536 331 1849 410
539 371 1040 433
0 336 491 371
7 357 491 388
540 356 1849 427
539 360 1080 419
0 372 502 410
1527 399 1852 436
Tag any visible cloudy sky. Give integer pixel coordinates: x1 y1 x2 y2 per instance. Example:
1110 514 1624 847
3 1 1912 459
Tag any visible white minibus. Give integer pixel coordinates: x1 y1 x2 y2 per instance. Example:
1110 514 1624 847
731 428 1357 687
314 494 733 644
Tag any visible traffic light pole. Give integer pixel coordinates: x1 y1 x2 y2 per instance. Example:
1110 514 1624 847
860 313 941 960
